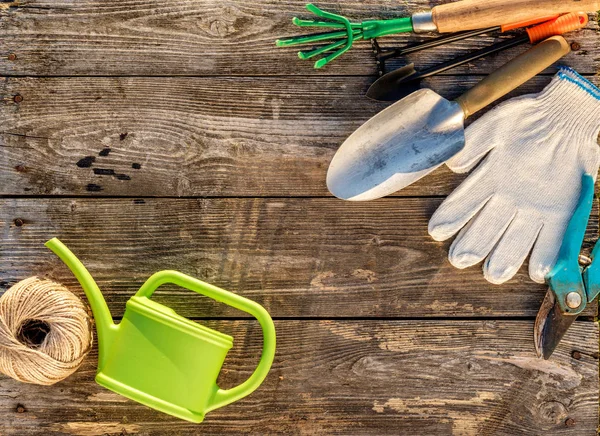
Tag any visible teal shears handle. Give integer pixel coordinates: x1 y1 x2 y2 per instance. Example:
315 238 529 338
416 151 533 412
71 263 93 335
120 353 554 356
547 174 597 315
136 270 276 412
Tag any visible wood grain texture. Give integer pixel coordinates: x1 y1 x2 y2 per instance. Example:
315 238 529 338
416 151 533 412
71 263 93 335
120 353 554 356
1 0 599 433
432 0 600 33
0 0 598 76
1 198 597 319
0 320 596 435
2 75 599 197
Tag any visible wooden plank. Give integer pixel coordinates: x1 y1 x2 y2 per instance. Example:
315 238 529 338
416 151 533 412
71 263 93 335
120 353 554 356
1 198 597 318
2 75 598 197
0 1 598 76
0 320 596 435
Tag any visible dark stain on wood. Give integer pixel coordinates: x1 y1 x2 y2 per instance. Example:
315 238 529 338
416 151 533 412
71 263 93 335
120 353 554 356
85 183 102 192
119 133 128 141
76 156 95 168
132 163 141 170
93 168 115 176
98 148 111 157
91 168 131 181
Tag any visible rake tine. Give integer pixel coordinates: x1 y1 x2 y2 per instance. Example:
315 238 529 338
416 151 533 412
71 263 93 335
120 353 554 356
314 46 348 68
298 39 349 60
304 3 354 68
292 17 361 29
276 29 351 47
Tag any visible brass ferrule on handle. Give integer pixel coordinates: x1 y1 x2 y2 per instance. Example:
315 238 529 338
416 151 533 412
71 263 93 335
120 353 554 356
456 35 571 118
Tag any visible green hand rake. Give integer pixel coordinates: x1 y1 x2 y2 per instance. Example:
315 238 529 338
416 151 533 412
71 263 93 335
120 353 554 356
275 4 413 69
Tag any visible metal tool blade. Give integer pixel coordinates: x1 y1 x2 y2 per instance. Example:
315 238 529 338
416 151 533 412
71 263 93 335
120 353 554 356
327 89 465 201
367 64 421 101
534 288 578 360
368 35 532 102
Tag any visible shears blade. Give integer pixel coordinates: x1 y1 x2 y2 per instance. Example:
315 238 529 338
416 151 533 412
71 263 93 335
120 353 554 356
534 288 578 360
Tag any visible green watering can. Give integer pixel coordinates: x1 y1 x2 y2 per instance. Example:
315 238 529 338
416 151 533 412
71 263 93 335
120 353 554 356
45 238 276 423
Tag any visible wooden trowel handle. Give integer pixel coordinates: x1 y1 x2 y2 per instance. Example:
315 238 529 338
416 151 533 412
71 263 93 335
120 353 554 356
455 35 570 118
432 0 598 33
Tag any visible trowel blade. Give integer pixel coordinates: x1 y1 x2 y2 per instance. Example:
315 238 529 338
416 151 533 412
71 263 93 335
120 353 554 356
534 288 578 360
327 89 465 201
367 64 420 102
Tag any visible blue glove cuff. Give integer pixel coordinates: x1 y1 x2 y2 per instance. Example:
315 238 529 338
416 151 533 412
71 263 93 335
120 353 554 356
557 66 600 101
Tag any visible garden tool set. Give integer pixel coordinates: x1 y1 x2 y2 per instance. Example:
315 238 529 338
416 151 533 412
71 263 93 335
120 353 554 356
328 57 600 357
275 0 599 68
276 0 600 358
368 12 588 101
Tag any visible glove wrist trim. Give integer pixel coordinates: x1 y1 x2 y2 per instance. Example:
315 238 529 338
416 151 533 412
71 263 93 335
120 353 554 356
557 66 600 101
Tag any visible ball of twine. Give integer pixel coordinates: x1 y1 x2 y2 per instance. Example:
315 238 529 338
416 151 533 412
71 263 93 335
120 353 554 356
0 277 93 385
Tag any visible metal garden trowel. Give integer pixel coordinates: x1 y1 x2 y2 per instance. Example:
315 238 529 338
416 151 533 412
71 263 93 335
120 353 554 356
326 35 570 201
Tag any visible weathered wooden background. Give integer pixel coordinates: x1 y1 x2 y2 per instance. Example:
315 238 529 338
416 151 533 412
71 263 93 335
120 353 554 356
1 1 599 435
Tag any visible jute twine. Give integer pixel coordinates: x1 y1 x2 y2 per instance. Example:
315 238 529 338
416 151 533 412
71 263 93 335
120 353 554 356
0 277 93 385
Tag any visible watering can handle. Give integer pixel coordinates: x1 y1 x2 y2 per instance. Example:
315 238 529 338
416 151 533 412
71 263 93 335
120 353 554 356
135 270 276 412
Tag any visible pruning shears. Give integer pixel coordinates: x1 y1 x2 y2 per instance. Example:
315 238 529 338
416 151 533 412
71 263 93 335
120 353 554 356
534 174 600 359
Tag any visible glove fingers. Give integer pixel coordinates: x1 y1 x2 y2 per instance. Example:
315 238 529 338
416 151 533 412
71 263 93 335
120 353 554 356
483 216 542 285
445 103 514 173
529 224 563 284
580 140 600 178
448 197 516 269
446 132 496 174
428 169 492 242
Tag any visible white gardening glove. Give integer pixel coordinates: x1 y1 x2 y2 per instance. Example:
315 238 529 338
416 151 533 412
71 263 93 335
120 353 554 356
429 67 600 284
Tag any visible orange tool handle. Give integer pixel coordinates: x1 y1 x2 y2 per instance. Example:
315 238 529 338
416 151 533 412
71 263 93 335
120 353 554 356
432 0 598 33
527 12 589 43
501 15 561 32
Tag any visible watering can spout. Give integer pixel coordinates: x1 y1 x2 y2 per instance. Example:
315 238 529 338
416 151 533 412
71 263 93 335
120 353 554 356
45 238 116 367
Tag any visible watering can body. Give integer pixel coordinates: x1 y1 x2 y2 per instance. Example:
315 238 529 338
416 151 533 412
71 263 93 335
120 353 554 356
45 238 276 423
98 296 233 422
